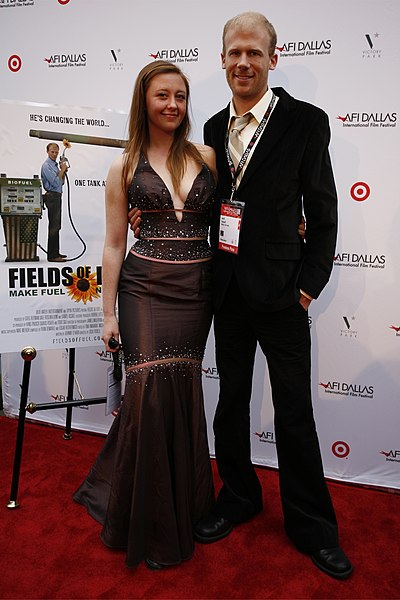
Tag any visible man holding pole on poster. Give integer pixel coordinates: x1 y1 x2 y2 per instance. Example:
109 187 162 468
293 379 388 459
40 142 68 262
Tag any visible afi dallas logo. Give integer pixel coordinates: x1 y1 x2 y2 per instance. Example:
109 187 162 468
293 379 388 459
43 52 87 68
276 39 331 57
319 380 374 399
149 48 199 63
50 394 70 403
202 365 219 379
1 0 35 6
389 325 400 336
380 449 400 463
334 252 385 270
254 431 276 444
336 111 397 128
51 393 88 409
96 349 113 362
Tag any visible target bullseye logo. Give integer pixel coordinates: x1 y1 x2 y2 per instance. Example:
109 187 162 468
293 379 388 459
350 181 370 202
332 441 350 458
8 55 22 72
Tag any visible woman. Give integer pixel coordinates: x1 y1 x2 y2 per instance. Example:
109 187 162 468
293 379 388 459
73 60 217 570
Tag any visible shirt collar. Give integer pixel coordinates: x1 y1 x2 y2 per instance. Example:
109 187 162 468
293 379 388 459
229 88 273 124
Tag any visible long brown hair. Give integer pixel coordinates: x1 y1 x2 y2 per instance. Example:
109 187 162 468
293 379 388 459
122 60 202 195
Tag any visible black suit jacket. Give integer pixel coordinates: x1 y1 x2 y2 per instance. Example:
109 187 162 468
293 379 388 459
204 87 338 312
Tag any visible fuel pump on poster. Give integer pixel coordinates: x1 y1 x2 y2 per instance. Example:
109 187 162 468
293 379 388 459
0 137 88 264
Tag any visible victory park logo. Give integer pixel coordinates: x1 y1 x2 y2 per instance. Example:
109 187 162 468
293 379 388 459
43 51 87 68
334 252 386 269
362 33 382 59
336 111 397 128
340 316 357 339
109 49 124 71
276 39 331 57
149 48 199 63
319 380 374 399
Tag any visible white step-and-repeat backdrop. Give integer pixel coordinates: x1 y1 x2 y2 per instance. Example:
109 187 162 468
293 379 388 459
1 0 399 490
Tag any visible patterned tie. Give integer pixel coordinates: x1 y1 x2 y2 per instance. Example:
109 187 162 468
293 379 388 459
229 113 252 169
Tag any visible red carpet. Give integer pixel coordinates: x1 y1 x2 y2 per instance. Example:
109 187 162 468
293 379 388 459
1 415 399 599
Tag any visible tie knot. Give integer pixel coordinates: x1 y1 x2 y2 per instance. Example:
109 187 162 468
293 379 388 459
231 113 252 134
229 113 253 169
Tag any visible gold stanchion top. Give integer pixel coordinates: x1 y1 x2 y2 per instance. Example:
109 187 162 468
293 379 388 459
21 346 37 361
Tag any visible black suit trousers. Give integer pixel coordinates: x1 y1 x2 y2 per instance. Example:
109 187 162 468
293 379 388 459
213 276 338 553
43 191 62 260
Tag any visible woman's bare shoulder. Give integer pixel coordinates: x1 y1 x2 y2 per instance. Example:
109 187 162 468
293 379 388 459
194 143 217 182
194 143 214 159
107 153 124 179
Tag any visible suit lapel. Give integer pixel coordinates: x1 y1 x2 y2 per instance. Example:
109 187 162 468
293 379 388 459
213 107 232 188
237 88 297 191
216 108 230 158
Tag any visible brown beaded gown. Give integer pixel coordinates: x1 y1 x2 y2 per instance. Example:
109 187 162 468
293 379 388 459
73 154 216 567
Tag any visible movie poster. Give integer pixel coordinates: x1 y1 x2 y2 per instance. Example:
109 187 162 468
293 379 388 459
0 100 128 353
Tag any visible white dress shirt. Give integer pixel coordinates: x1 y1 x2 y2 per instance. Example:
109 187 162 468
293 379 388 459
228 87 279 187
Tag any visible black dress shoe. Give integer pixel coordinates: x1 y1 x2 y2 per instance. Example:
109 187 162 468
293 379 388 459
145 558 163 570
48 256 66 262
59 253 67 258
311 547 353 579
194 515 233 544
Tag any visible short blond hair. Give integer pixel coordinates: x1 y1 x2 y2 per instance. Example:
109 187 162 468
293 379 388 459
222 12 277 57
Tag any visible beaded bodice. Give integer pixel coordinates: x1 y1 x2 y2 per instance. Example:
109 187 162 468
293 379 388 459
128 154 215 263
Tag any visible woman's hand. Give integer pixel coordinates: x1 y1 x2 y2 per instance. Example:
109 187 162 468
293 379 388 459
102 316 120 351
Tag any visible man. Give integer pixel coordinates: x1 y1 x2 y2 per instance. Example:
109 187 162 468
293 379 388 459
192 12 352 580
41 142 68 262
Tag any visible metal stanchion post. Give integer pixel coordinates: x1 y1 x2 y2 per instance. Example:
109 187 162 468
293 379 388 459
63 348 75 440
7 346 37 509
5 347 108 506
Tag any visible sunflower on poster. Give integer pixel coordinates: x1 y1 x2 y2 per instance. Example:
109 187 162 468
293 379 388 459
66 270 101 304
61 138 72 166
